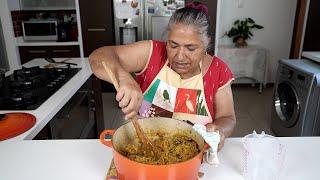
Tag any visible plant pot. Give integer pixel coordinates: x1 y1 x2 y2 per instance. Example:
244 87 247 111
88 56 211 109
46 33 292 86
235 37 247 48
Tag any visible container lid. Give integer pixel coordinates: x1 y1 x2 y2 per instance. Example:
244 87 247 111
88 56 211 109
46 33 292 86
0 113 36 141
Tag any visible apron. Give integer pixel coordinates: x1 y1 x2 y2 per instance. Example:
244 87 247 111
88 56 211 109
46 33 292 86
138 60 212 125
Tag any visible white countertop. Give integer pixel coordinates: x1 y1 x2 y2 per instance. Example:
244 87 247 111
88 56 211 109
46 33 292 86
16 37 80 46
302 51 320 63
0 58 92 141
0 137 319 180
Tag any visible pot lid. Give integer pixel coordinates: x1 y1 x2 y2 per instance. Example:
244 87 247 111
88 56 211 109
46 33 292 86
0 113 36 141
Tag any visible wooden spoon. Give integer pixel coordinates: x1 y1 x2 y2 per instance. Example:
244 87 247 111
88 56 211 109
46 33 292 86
101 62 158 155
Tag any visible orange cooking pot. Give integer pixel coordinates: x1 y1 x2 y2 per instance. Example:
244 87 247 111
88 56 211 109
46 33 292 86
100 117 209 180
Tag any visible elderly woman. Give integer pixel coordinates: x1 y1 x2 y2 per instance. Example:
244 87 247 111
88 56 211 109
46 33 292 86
89 2 236 150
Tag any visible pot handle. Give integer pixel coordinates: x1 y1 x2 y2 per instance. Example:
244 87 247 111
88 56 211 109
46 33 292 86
99 129 115 148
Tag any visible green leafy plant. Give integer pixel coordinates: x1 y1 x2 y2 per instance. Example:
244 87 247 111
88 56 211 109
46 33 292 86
224 17 264 47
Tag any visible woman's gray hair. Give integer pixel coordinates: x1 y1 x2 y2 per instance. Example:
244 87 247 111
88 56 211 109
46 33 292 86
166 6 211 51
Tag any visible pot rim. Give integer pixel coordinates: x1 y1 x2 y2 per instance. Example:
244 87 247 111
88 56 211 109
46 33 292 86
109 117 207 166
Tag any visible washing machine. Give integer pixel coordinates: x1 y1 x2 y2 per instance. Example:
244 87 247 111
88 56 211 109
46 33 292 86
271 59 320 136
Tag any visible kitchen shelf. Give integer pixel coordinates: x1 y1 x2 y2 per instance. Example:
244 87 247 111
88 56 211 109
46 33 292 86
20 0 76 11
19 7 76 10
16 37 80 46
302 51 320 63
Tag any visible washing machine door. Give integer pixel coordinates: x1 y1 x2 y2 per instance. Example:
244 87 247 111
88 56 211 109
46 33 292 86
274 81 300 127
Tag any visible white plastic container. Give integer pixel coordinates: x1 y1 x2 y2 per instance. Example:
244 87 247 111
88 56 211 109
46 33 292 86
242 131 286 180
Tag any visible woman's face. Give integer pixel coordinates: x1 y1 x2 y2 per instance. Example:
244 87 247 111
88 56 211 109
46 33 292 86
166 23 206 79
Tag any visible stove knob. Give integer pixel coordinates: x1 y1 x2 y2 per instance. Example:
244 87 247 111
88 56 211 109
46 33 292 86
24 81 33 89
51 81 57 86
12 97 22 102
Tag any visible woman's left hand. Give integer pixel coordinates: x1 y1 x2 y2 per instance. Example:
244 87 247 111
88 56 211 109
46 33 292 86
206 123 225 151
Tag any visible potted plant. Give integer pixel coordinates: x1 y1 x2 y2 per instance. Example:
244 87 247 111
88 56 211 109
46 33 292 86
224 17 264 47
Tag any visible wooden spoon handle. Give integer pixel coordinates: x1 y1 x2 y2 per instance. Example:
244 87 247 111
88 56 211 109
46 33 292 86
101 62 152 147
102 62 120 91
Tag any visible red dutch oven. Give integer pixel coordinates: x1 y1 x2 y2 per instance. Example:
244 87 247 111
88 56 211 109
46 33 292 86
100 117 208 180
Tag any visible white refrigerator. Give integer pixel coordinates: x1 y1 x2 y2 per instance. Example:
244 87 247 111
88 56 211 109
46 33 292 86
113 0 185 45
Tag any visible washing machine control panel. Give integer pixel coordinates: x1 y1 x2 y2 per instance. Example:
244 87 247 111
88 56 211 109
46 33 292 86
280 66 310 90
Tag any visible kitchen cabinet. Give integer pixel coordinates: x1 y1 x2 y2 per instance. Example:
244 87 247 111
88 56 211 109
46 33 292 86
20 0 75 10
79 0 115 57
79 0 116 129
291 0 320 58
303 0 320 51
185 0 217 54
79 0 115 91
34 76 97 140
19 45 80 64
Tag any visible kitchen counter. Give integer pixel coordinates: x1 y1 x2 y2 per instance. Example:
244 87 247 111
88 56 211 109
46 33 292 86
16 37 80 46
0 58 92 141
302 51 320 63
0 137 319 180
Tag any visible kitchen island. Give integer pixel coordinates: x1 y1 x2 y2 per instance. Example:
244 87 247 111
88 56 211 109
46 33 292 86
0 58 93 141
0 137 319 180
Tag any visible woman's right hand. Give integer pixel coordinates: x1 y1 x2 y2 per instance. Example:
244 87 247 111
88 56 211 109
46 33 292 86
88 41 151 119
116 73 143 120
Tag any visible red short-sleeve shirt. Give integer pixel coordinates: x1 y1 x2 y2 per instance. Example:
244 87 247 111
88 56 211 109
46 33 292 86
136 40 233 119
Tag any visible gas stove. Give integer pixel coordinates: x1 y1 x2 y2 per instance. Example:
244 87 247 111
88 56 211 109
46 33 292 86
0 66 80 110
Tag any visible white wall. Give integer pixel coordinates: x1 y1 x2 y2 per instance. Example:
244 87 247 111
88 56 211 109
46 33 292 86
0 0 21 71
7 0 21 10
216 0 297 83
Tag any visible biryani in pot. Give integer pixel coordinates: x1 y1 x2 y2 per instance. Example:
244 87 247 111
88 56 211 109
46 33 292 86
118 132 200 165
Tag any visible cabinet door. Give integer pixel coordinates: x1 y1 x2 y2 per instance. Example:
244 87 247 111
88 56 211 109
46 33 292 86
50 46 80 58
79 0 115 56
302 0 320 51
19 46 48 64
19 46 80 64
290 0 308 58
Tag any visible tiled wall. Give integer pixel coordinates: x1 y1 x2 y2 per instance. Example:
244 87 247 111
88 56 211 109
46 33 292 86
11 11 25 37
10 10 76 37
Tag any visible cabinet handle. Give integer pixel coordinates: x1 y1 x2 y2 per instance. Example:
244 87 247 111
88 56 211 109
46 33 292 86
28 50 46 54
53 50 71 53
87 28 106 32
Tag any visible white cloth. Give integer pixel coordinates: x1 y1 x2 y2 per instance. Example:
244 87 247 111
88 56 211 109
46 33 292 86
192 124 220 166
217 45 267 85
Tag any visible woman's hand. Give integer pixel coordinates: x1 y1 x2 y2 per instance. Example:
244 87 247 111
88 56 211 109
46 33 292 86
206 123 225 151
116 73 143 120
207 84 236 152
